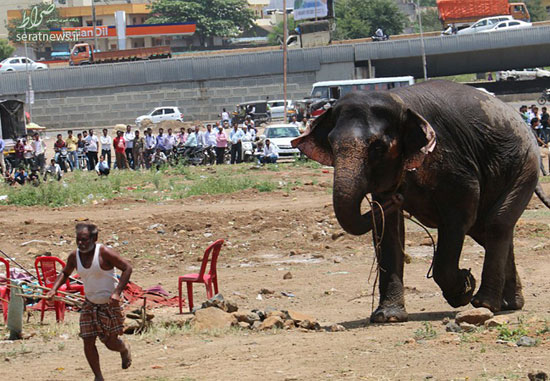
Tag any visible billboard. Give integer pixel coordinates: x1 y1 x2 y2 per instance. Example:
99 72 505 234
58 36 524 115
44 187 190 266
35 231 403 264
294 0 332 21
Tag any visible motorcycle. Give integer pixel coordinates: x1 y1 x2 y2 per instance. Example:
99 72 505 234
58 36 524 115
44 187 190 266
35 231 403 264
538 88 550 105
76 148 88 170
57 147 71 172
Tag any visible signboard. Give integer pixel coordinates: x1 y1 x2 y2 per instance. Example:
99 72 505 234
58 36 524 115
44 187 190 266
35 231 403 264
294 0 329 21
53 23 196 39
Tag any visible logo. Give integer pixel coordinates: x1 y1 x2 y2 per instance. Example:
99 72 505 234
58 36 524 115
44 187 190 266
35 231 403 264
17 3 56 29
15 3 81 42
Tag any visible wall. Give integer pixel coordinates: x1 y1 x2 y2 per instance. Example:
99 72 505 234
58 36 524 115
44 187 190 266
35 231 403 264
30 71 318 128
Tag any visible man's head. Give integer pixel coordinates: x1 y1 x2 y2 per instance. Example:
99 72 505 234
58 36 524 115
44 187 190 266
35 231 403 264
543 107 547 113
117 130 123 137
265 139 271 147
291 115 297 122
194 125 200 133
180 128 185 134
57 134 63 141
50 159 56 165
89 129 94 136
83 130 88 137
103 128 108 136
126 125 131 132
159 128 164 135
100 155 105 161
76 223 98 253
223 120 229 128
18 167 25 173
207 124 212 132
77 133 82 139
68 130 73 136
532 117 540 127
33 133 39 140
135 130 140 137
168 128 172 135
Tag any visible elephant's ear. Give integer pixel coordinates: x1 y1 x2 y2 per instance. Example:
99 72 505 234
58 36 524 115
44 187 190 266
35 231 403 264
402 109 436 171
291 108 334 166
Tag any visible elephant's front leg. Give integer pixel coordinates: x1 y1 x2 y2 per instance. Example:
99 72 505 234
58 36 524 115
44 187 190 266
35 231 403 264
433 225 476 308
370 205 408 323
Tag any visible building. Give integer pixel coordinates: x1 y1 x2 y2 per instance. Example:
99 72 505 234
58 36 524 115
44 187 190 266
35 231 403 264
248 0 270 19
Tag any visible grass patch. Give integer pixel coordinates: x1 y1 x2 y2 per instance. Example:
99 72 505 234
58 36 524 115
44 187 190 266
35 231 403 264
497 322 528 342
414 322 437 340
0 164 279 207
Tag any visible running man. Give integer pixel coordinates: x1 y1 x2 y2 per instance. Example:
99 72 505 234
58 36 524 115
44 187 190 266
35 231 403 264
46 223 133 381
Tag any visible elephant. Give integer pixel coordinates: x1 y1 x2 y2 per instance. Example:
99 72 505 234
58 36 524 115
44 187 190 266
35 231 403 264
292 80 550 323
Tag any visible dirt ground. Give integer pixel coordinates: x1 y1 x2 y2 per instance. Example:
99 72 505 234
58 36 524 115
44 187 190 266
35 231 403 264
2 165 550 381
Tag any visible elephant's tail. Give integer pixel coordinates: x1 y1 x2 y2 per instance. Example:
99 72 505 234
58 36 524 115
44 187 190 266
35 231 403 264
535 183 550 209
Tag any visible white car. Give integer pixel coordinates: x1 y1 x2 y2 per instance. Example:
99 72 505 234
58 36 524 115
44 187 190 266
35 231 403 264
496 68 550 81
135 107 183 127
0 57 48 72
261 124 301 157
268 100 295 119
479 19 532 33
457 16 513 35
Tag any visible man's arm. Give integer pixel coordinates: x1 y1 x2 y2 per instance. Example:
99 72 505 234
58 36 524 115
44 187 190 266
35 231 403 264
101 246 132 304
45 252 77 298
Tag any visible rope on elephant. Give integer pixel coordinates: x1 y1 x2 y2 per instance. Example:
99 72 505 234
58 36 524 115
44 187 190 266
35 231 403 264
403 214 437 279
365 195 385 312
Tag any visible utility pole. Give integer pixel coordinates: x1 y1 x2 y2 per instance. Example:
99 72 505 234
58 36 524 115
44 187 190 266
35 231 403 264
92 0 98 51
416 0 428 80
283 0 288 121
23 27 33 123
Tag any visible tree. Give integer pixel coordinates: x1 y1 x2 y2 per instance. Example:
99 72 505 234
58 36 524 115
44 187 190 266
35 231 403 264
411 8 442 33
334 0 407 40
524 0 548 22
147 0 255 47
267 16 297 46
419 0 436 6
0 40 15 61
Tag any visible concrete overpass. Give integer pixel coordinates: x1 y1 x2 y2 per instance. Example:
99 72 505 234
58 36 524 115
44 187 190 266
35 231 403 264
1 25 549 128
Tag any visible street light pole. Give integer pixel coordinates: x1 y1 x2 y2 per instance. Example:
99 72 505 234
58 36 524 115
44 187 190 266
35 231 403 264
283 0 288 121
416 0 428 80
23 27 33 123
92 0 98 51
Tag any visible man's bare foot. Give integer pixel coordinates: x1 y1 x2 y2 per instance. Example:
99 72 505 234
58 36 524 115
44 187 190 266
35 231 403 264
121 342 132 370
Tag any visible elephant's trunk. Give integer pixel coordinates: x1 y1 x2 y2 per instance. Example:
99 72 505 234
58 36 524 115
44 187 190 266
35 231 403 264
333 159 403 236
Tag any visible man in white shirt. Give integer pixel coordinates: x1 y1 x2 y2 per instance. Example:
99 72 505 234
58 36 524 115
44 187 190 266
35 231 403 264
44 159 62 181
259 139 279 164
31 133 46 173
85 129 99 171
194 125 204 147
144 128 156 169
165 128 177 152
95 155 110 176
229 124 244 164
221 108 230 123
124 125 135 169
100 128 112 169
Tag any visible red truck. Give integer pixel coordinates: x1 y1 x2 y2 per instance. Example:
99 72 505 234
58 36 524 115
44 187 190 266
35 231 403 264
437 0 530 28
69 43 171 66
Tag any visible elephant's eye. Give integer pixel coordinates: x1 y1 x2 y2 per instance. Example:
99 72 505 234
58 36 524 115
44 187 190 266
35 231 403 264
369 141 387 161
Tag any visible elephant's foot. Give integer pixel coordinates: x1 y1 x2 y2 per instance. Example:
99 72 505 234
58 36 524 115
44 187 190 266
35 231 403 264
471 290 502 313
442 269 476 308
501 286 524 311
370 305 408 323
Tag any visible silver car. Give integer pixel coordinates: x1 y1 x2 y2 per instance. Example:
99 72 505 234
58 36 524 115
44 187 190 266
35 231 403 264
0 57 48 72
457 16 514 35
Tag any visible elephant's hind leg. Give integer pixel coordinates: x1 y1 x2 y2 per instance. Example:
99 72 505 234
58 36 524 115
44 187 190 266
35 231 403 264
501 242 524 310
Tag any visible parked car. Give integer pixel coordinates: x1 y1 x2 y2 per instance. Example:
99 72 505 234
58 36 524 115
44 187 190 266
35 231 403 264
260 124 301 158
0 57 48 72
135 107 183 127
479 19 532 33
456 16 513 35
496 68 550 81
268 100 295 119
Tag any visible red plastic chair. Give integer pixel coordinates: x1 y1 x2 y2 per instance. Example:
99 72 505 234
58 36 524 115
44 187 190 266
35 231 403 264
0 258 9 324
178 239 224 313
35 256 84 323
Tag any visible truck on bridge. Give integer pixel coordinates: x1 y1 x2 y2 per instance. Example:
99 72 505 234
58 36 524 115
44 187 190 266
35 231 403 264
69 43 171 66
437 0 530 28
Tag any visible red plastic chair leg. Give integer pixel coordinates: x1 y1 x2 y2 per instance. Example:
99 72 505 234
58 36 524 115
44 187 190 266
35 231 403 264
1 301 7 323
213 277 219 295
205 281 213 299
40 300 46 323
178 278 183 314
186 282 194 313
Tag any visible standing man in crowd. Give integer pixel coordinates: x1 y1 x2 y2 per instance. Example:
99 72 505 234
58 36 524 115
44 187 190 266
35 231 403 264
229 123 244 164
86 129 99 171
156 128 166 153
221 108 230 124
113 130 129 170
165 128 177 155
541 106 550 143
0 136 5 174
215 125 228 165
46 223 132 381
132 130 145 170
53 134 68 172
66 130 78 170
31 133 46 173
144 128 156 169
124 125 135 169
100 129 112 169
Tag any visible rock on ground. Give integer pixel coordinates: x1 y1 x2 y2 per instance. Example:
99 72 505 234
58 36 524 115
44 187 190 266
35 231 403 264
455 308 494 326
484 315 509 328
259 316 284 330
191 307 237 331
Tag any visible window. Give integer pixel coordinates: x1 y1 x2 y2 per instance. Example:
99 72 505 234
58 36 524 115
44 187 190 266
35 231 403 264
509 22 520 26
475 20 487 27
311 86 328 98
329 86 340 99
152 109 163 116
9 59 19 64
164 108 175 114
